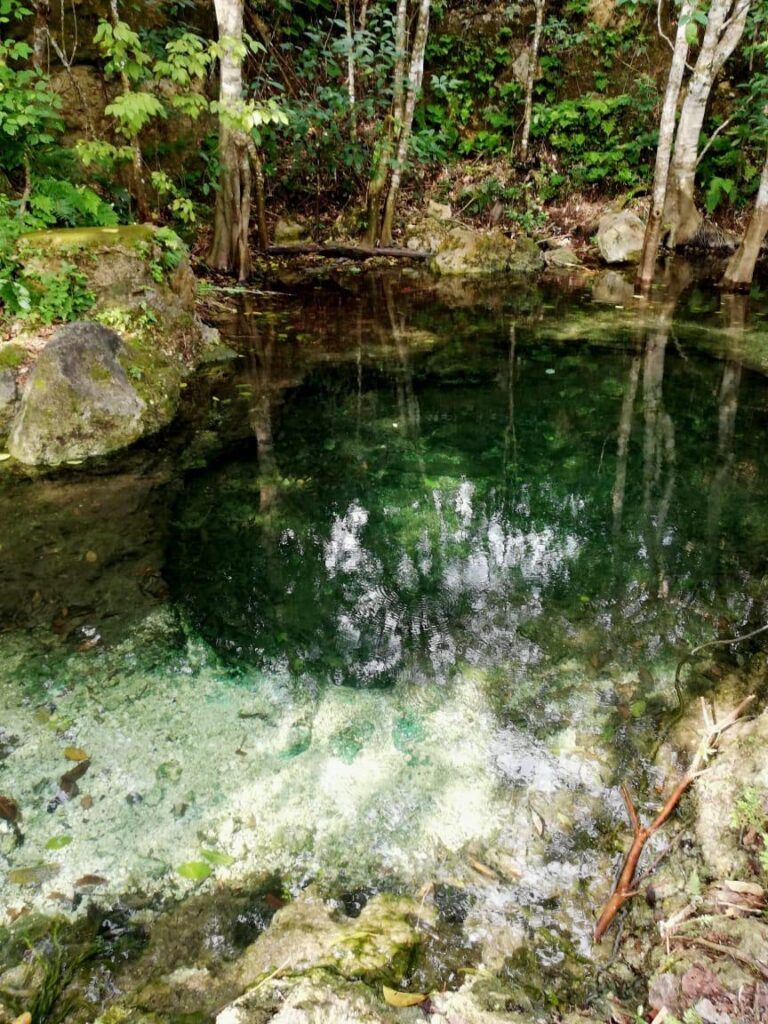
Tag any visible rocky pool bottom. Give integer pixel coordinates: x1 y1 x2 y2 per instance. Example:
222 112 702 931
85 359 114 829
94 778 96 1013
2 265 768 1022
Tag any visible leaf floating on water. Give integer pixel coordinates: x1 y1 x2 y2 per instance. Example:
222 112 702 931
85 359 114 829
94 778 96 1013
60 758 91 790
8 864 59 886
45 835 73 850
63 746 89 762
0 794 20 823
200 848 235 867
74 874 107 889
177 860 213 882
0 453 11 462
630 700 647 718
382 987 427 1007
468 858 499 880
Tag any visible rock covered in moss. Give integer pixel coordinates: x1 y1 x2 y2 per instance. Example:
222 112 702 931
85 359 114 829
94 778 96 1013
217 970 411 1024
230 891 430 991
7 226 219 465
596 210 645 264
405 207 544 276
695 710 768 878
8 322 146 465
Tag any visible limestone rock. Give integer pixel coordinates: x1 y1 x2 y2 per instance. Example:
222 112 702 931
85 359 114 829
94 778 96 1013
217 972 407 1024
544 245 582 268
0 369 17 439
430 227 544 276
596 210 645 264
426 200 453 221
9 322 146 465
695 710 768 878
274 219 308 245
231 891 430 990
8 226 216 465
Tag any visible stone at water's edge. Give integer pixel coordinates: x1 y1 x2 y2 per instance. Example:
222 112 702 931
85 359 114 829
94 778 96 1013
404 205 544 275
4 225 219 465
8 322 145 465
596 210 646 264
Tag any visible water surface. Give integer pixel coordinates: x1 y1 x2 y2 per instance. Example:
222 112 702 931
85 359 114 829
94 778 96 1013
1 266 767 979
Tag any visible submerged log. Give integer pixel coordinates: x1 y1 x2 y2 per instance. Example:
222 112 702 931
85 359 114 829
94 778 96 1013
266 243 431 261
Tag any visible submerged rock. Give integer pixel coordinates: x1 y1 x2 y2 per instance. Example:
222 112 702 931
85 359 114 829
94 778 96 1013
9 322 145 465
596 210 645 264
230 890 430 990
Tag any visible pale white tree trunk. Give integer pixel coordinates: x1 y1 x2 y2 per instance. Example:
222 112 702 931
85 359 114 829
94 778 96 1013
344 0 357 130
721 147 768 290
520 0 546 162
665 0 750 246
365 0 408 243
380 0 431 244
636 0 694 292
208 0 261 280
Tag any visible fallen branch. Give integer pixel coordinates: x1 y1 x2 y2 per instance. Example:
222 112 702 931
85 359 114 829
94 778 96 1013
265 243 431 261
671 936 768 980
594 694 755 942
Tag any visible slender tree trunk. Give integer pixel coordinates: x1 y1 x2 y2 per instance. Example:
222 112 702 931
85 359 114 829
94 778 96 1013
380 0 431 245
32 0 49 71
109 0 149 222
636 0 694 293
344 0 357 131
721 147 768 290
665 0 750 246
520 0 545 162
208 0 254 279
366 0 407 243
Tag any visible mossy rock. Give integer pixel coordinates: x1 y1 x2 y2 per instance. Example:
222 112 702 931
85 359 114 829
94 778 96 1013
7 226 217 466
8 322 147 465
230 892 430 992
430 226 544 276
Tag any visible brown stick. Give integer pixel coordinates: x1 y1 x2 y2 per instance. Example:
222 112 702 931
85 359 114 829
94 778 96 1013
594 694 755 942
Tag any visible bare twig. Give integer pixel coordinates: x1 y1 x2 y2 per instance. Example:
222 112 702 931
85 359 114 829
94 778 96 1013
594 695 755 941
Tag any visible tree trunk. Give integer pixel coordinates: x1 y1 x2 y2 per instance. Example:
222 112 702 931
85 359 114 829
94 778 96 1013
366 0 407 244
109 0 149 222
636 0 694 293
380 0 431 245
665 0 750 246
208 0 253 280
344 0 357 131
721 147 768 290
520 0 545 162
32 0 49 71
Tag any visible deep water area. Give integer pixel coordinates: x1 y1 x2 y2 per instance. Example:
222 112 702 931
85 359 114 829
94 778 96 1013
2 264 768 1021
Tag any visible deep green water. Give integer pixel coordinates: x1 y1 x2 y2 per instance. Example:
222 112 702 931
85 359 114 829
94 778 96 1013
1 266 768 1017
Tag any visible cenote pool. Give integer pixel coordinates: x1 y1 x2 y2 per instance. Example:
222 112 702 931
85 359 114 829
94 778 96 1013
1 265 768 1018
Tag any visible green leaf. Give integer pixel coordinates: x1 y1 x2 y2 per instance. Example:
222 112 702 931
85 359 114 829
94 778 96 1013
46 835 73 849
177 860 213 881
684 21 698 45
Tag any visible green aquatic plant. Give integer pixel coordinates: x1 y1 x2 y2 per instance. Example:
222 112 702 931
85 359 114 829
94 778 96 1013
27 922 100 1024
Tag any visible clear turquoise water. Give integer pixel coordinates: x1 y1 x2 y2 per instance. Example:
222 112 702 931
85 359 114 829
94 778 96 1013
1 268 767 1009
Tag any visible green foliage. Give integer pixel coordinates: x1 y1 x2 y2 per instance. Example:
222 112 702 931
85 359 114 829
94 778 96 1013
0 0 63 174
19 262 95 325
531 84 657 191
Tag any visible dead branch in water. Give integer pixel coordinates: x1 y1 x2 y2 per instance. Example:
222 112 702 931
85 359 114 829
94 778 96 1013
594 693 755 942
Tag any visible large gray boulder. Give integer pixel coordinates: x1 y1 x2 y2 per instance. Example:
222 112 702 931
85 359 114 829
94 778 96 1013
9 322 146 466
596 210 645 264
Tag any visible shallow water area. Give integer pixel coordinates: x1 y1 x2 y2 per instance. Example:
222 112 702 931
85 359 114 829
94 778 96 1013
2 264 768 1014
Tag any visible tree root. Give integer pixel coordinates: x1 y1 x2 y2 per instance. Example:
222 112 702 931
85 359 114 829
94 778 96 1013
594 694 755 942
